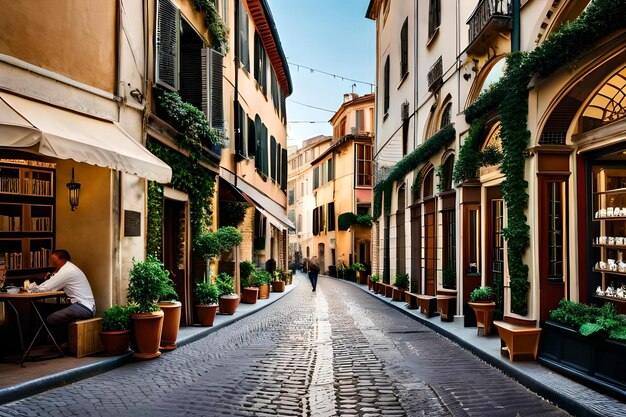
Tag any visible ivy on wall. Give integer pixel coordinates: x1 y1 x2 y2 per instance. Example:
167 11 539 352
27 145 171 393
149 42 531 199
220 201 250 227
147 139 216 257
191 0 228 54
147 181 164 258
453 0 626 315
373 124 456 218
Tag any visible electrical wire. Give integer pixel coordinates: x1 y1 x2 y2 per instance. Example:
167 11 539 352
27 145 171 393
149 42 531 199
288 99 336 113
288 61 375 87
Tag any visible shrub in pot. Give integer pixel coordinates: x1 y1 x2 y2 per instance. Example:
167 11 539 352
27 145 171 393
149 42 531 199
272 268 286 292
127 255 169 359
393 273 409 301
157 274 181 351
468 286 496 336
252 270 272 299
216 272 239 314
240 260 259 304
194 279 220 326
100 304 133 356
369 274 380 293
351 262 366 284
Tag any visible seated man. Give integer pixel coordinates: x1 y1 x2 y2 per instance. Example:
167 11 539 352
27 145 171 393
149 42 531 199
30 249 95 345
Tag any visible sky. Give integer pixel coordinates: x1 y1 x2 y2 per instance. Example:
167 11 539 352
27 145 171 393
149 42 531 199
265 0 376 148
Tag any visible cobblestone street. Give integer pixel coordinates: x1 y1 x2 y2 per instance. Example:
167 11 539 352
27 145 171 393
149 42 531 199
0 275 569 416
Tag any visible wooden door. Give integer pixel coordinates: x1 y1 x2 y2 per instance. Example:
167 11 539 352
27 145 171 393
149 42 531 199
410 205 421 293
163 198 189 325
424 198 437 295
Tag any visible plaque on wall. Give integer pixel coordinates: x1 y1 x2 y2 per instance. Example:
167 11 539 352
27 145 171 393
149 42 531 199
124 210 141 237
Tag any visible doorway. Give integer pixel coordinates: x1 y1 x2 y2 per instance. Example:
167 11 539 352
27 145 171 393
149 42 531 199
163 198 189 325
487 187 505 319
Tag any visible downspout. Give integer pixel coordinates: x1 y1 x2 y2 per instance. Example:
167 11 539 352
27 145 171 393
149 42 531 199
233 0 242 292
512 0 521 52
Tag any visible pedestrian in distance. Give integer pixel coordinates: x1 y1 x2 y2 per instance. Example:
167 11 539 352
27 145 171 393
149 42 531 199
307 256 319 292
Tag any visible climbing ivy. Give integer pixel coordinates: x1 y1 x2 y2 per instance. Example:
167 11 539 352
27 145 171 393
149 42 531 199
147 181 164 259
454 0 626 315
191 0 228 54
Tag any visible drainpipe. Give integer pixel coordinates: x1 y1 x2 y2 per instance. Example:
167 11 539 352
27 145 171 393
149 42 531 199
512 0 521 52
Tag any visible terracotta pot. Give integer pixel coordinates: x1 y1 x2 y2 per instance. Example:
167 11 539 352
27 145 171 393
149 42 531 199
195 304 218 326
258 284 270 299
368 276 373 290
392 288 405 301
219 294 240 315
131 310 164 360
358 272 368 285
469 301 496 336
158 301 181 351
373 282 379 294
271 280 285 292
241 287 259 304
99 330 131 356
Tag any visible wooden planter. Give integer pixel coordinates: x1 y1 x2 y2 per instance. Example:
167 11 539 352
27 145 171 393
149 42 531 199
271 280 286 292
158 301 181 351
258 284 270 299
195 304 218 326
241 287 259 304
373 282 379 293
368 276 373 291
468 301 496 336
392 288 405 301
357 271 368 285
539 321 626 401
219 294 240 315
99 330 131 356
131 310 164 360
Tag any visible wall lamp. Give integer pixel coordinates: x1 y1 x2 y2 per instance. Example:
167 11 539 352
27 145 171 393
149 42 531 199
66 168 81 211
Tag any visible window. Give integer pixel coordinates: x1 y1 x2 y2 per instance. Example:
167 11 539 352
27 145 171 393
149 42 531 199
441 156 454 191
254 32 267 92
235 103 246 157
356 144 373 187
340 117 347 137
440 102 452 129
281 148 288 191
442 209 456 269
156 0 179 90
468 208 480 273
402 120 409 156
328 158 334 181
547 182 565 281
356 110 364 132
238 0 250 72
383 56 390 115
288 189 295 205
313 167 320 189
428 0 441 39
270 136 277 181
400 18 408 77
247 116 256 156
254 116 268 176
327 202 335 231
423 169 434 198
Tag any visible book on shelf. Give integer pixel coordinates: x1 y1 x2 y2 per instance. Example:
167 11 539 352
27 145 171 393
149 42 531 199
0 215 21 231
0 176 20 193
31 217 50 232
3 252 23 270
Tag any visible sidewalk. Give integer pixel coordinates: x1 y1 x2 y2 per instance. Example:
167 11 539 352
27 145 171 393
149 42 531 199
340 276 625 417
0 281 298 406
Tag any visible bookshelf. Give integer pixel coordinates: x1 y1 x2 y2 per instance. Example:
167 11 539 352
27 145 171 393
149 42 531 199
0 160 55 282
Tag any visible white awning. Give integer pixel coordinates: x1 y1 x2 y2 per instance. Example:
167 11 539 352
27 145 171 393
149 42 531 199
0 92 172 183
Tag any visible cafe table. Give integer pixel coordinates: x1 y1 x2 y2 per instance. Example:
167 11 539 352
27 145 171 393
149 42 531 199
0 291 66 366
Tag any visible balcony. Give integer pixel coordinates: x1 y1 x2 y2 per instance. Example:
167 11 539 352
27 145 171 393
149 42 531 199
467 0 512 56
427 57 443 93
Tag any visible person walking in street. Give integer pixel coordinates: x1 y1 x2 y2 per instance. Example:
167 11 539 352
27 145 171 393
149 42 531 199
307 256 319 292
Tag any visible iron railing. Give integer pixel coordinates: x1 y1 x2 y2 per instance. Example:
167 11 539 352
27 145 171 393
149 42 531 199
468 0 512 44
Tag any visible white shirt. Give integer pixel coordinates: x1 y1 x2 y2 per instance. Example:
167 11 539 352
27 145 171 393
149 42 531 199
35 261 95 312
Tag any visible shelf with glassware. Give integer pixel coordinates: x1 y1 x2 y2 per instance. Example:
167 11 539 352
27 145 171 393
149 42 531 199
0 161 55 282
592 168 626 304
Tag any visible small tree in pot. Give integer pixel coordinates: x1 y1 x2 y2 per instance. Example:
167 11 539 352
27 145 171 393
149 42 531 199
469 286 496 336
252 270 272 299
369 274 380 293
194 279 220 326
240 260 259 304
100 304 134 356
351 262 366 284
393 273 409 301
127 255 170 359
157 275 180 351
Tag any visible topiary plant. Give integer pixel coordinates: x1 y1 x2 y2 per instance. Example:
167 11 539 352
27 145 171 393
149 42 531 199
240 260 257 289
470 286 494 302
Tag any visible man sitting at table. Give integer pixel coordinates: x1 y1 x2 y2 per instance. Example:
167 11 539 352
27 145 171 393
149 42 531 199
29 249 96 346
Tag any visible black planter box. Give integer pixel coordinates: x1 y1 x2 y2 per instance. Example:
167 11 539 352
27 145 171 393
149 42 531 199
538 320 626 401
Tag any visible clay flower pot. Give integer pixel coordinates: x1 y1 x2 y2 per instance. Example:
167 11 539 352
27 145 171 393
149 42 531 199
195 303 218 326
271 280 285 292
131 310 164 360
219 294 240 315
241 287 259 304
99 330 131 356
469 301 496 336
258 284 270 299
158 301 181 351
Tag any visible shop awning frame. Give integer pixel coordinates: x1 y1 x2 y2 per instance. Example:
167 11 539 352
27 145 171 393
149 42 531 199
0 92 172 183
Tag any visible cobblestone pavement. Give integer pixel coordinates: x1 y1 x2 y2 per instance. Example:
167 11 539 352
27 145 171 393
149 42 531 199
0 275 569 416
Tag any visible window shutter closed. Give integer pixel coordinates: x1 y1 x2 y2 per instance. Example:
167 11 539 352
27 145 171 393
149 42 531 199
400 18 408 77
156 0 179 90
281 148 288 191
328 202 335 231
255 115 262 171
180 45 202 110
208 49 224 130
235 103 245 157
248 116 256 157
313 208 319 235
270 136 277 181
238 0 250 72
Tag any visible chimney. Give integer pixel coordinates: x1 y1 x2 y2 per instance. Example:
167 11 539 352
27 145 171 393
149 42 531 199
343 93 358 103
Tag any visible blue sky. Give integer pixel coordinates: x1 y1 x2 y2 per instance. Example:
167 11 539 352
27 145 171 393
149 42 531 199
266 0 375 147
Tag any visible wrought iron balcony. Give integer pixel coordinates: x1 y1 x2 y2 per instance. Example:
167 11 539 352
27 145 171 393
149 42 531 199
467 0 512 54
427 57 443 93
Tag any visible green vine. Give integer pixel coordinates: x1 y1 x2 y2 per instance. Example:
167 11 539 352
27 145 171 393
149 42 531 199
220 201 250 227
147 139 216 256
191 0 228 54
454 0 626 315
157 90 225 163
374 124 456 218
147 181 164 258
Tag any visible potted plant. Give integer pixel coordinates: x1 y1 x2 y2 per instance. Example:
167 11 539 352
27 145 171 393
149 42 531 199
351 262 366 284
194 278 220 326
216 272 239 315
127 255 169 359
252 269 272 299
468 286 496 336
370 274 380 293
157 275 181 351
100 304 133 356
240 260 259 304
271 268 286 292
393 273 409 301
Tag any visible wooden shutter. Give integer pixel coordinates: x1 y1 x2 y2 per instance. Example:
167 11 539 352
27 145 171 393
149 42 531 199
400 18 408 77
248 116 256 157
235 103 245 157
313 208 319 235
261 123 268 175
281 148 288 191
384 56 390 114
270 136 277 181
156 0 179 90
180 44 202 110
207 48 224 130
255 115 262 171
328 202 335 231
238 0 250 71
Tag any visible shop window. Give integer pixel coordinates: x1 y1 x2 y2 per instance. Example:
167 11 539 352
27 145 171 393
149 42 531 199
442 209 456 269
547 182 565 281
468 208 480 274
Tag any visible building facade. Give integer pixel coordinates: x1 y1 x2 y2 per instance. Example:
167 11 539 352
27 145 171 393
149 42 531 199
367 0 626 325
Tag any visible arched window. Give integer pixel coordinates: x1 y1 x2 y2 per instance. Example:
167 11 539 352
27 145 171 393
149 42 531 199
423 169 434 199
440 102 452 129
441 156 454 191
